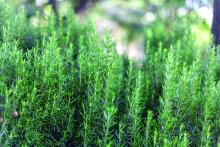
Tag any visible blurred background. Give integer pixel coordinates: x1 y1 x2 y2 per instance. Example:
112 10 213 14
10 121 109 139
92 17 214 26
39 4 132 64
12 0 213 62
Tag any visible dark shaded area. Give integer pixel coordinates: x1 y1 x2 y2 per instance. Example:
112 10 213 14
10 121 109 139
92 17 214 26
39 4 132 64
74 0 90 13
212 0 220 45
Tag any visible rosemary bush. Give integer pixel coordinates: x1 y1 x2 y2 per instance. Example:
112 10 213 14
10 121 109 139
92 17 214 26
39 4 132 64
0 1 219 146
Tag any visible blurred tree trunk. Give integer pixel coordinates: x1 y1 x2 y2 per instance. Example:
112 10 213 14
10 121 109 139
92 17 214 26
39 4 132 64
49 0 58 14
49 0 59 25
212 0 220 45
74 0 90 13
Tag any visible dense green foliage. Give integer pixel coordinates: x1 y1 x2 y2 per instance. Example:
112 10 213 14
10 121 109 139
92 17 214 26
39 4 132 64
0 1 219 146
